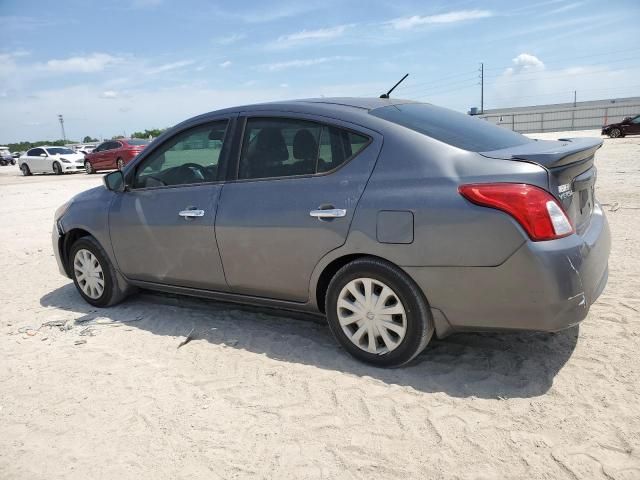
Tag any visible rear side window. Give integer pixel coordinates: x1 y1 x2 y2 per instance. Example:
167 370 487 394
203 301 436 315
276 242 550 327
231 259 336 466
238 118 369 180
370 103 532 152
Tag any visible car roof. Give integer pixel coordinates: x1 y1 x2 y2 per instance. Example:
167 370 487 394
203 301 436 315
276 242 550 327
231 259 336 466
178 97 422 130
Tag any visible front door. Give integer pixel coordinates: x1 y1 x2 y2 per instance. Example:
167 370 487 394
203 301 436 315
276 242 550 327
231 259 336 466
215 114 381 302
109 119 232 290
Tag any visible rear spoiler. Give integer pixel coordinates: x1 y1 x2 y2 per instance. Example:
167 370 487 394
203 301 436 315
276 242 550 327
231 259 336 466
481 137 603 169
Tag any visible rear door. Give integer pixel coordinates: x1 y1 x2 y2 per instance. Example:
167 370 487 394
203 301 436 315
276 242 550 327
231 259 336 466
110 118 233 290
108 141 124 168
90 142 107 168
629 115 640 135
215 113 381 302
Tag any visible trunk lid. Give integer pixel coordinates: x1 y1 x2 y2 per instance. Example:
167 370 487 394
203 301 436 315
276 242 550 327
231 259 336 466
480 137 603 234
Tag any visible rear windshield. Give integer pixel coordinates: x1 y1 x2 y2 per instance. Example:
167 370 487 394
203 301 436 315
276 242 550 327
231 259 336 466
370 103 532 152
127 139 150 146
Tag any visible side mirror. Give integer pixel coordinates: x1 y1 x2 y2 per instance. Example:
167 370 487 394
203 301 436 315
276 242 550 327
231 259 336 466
40 153 47 157
103 170 126 193
623 117 632 124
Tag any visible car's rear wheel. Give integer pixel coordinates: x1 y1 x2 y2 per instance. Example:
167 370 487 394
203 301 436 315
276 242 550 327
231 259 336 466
20 164 32 176
69 236 129 307
85 161 95 174
609 128 622 138
116 158 125 170
53 161 62 175
325 257 433 367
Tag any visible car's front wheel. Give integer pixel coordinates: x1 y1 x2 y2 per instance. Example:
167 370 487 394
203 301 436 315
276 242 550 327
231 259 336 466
609 128 622 138
20 164 32 176
116 158 125 170
325 257 434 367
85 161 95 174
69 236 129 307
53 161 63 175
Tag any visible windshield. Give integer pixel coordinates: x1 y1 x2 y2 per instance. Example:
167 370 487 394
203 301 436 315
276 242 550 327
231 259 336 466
370 103 532 152
127 139 150 146
47 147 75 155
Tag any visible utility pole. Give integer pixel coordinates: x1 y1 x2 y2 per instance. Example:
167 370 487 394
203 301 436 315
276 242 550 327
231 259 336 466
573 90 577 107
479 62 484 114
58 114 66 142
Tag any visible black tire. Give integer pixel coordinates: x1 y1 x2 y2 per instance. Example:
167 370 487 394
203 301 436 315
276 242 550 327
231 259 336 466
0 159 6 166
325 257 434 367
10 159 15 165
116 158 125 170
53 161 63 175
85 160 95 174
20 163 32 176
609 128 622 138
68 236 129 307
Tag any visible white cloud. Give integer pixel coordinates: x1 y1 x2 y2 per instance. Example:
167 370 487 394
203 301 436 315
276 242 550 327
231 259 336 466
276 24 352 45
100 90 119 99
146 60 196 74
219 60 232 69
387 9 492 30
261 56 354 72
214 33 246 45
43 53 123 73
503 53 545 75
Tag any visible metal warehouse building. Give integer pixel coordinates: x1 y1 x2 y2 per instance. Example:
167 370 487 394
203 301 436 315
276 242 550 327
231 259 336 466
476 96 640 133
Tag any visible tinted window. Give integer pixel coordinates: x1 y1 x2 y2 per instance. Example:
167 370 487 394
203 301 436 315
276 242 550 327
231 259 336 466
632 116 640 124
370 103 532 152
133 120 228 188
127 139 150 146
108 141 122 150
30 148 44 156
239 118 369 180
317 126 369 173
47 147 75 155
94 143 107 152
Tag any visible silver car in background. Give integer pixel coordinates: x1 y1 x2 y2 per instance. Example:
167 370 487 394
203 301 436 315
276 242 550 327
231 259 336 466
52 98 610 367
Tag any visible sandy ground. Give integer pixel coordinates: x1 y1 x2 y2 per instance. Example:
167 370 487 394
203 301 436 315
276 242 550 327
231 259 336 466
0 130 639 479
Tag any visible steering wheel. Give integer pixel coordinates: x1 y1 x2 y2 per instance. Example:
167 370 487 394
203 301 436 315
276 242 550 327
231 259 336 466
177 163 207 181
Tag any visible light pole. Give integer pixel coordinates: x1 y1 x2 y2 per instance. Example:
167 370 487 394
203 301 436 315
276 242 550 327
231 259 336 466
58 114 67 142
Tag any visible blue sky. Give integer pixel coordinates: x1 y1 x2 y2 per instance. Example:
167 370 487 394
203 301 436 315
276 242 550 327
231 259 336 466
1 0 639 142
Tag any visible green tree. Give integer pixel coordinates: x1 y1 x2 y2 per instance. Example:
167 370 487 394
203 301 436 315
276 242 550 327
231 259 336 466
131 128 167 139
82 136 99 143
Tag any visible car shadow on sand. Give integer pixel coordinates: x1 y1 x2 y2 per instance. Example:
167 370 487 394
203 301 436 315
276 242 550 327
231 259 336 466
41 283 579 399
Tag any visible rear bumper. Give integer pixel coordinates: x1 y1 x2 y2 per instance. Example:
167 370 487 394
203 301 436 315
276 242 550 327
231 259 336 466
404 203 611 337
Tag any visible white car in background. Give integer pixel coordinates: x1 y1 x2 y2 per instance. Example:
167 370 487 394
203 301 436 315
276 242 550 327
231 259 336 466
73 144 97 154
19 146 86 175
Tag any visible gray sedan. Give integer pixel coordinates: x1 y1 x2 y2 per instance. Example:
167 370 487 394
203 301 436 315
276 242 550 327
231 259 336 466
52 98 610 367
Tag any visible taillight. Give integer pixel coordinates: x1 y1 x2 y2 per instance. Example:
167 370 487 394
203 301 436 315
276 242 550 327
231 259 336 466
458 183 574 241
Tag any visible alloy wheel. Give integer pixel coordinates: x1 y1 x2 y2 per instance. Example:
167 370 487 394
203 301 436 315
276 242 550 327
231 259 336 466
117 158 124 170
73 248 105 299
85 161 93 174
610 128 621 138
337 277 407 354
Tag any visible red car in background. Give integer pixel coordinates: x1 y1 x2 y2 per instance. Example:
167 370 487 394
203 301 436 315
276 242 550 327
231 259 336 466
84 138 150 173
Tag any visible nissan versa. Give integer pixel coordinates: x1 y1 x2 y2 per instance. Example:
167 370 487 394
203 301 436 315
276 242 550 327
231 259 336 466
52 98 610 367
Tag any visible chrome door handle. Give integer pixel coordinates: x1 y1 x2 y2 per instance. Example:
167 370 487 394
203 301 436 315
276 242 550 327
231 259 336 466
309 208 347 219
178 209 205 218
